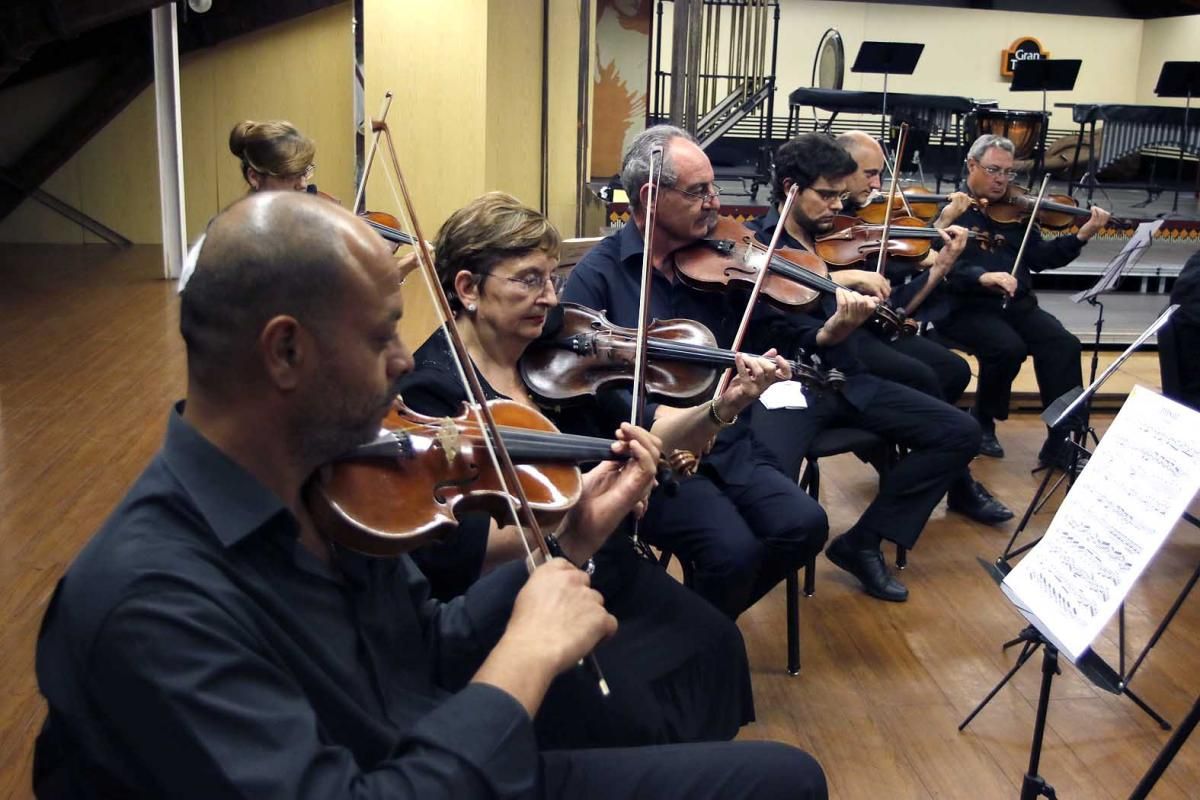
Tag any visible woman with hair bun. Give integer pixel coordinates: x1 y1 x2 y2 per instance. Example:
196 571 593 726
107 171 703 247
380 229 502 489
228 119 316 192
179 120 317 291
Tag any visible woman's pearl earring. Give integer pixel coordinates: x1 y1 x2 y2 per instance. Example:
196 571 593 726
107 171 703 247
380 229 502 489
466 303 477 312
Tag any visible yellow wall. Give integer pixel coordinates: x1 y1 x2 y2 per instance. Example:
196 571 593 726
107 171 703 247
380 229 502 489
546 0 590 237
485 0 544 207
0 4 355 245
365 0 587 346
1135 14 1200 106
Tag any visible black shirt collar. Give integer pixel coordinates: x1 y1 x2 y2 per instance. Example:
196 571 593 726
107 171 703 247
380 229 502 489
616 217 646 266
161 403 290 549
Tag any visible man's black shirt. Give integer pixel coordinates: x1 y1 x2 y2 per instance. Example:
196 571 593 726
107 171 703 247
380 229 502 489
563 222 773 484
946 203 1085 303
35 406 537 799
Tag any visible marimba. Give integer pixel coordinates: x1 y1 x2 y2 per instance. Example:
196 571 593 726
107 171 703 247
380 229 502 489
1063 103 1200 202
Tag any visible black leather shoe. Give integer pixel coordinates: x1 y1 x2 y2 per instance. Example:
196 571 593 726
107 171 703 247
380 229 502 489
1037 440 1089 474
825 534 908 602
948 478 1014 525
978 431 1005 458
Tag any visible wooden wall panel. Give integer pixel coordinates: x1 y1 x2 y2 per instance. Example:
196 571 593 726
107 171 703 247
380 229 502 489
0 4 355 246
484 0 543 208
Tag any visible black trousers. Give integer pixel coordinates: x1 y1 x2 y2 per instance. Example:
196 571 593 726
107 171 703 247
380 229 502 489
640 457 829 618
856 331 972 404
938 294 1082 421
541 740 827 799
749 378 981 549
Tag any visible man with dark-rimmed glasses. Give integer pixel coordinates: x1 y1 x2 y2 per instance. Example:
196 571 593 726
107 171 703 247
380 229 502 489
936 134 1111 468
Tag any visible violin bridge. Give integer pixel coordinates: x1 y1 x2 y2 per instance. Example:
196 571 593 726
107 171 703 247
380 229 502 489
436 418 461 464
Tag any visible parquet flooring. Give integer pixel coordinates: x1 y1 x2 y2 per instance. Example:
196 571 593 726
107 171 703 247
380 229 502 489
1 244 1196 798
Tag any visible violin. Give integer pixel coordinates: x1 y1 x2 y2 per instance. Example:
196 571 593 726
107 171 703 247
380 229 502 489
308 398 630 557
980 185 1126 230
520 303 843 407
855 187 952 224
815 215 992 269
672 216 911 340
307 186 419 250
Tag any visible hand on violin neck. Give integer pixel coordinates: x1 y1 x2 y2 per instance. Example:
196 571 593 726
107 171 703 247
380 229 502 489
818 288 879 347
930 225 968 276
477 559 617 716
556 423 662 563
722 349 791 411
1076 206 1111 242
934 192 973 227
832 269 891 301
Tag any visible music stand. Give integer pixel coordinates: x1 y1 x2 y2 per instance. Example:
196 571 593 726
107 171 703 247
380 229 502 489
851 41 923 147
965 386 1200 799
988 305 1181 581
1072 220 1163 387
1011 59 1081 176
1153 61 1200 213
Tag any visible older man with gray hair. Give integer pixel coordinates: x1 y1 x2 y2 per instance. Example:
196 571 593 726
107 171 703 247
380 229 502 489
936 133 1111 468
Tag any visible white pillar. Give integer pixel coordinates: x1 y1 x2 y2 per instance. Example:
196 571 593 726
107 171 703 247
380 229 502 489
151 4 186 280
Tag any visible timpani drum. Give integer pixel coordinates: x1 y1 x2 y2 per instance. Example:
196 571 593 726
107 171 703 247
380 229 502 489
972 109 1047 160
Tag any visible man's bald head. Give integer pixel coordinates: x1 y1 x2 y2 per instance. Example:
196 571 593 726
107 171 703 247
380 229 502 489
836 130 883 162
836 131 886 206
180 192 389 391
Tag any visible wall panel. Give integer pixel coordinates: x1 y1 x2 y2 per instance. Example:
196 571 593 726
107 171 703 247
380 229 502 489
0 4 355 246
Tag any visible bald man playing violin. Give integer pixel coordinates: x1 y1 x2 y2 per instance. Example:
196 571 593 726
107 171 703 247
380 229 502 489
935 133 1110 468
34 191 827 799
834 131 1013 526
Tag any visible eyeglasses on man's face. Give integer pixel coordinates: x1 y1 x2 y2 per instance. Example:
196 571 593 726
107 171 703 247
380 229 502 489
807 186 851 204
666 183 722 204
485 271 565 296
976 163 1020 180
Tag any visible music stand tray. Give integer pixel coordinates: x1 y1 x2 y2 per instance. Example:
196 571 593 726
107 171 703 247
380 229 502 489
851 41 924 146
1153 61 1200 213
1011 59 1082 174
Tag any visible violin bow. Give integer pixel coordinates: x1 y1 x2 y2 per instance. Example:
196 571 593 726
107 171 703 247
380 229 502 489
1002 173 1051 311
875 122 908 277
712 183 800 400
629 145 663 433
364 93 611 696
353 92 393 214
882 150 915 218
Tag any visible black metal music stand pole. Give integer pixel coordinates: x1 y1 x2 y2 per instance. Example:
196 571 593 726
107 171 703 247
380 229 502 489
850 41 923 158
958 625 1064 799
1020 640 1062 800
1128 694 1200 800
1153 62 1200 214
1120 514 1200 732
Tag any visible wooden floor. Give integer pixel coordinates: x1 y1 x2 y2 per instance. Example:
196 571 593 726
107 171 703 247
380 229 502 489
1 244 1197 798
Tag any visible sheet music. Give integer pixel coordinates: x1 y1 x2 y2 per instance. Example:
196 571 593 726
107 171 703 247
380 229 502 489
1071 219 1163 303
1002 386 1200 662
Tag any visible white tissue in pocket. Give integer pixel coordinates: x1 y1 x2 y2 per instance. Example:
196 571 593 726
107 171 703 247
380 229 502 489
758 381 808 410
